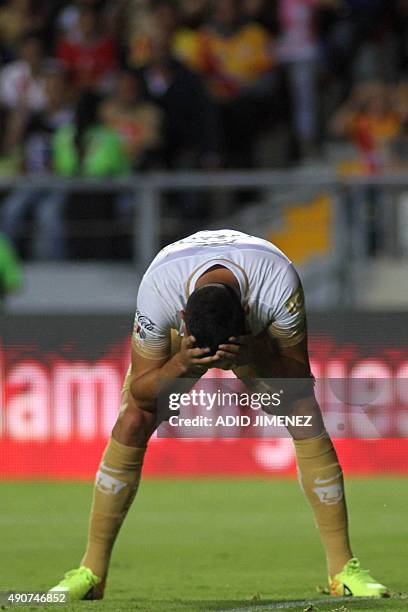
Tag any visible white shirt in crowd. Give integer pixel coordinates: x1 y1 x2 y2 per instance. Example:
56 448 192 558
0 60 45 111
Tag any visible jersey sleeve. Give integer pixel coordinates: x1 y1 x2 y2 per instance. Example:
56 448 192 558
267 264 307 348
132 277 172 360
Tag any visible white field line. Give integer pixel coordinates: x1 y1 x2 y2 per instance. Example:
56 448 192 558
218 595 372 611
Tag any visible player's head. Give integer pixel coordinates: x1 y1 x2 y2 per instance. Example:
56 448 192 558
184 283 246 355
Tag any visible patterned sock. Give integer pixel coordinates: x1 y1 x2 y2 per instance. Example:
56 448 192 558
294 432 353 577
81 437 145 579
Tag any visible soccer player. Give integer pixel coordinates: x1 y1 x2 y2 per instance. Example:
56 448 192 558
50 230 388 600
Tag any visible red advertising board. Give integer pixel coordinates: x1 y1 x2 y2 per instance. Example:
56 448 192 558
0 314 407 478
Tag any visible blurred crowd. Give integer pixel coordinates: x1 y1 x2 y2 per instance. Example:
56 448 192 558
0 0 406 173
0 0 406 258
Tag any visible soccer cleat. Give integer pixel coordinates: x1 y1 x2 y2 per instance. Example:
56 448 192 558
329 557 389 597
49 566 105 601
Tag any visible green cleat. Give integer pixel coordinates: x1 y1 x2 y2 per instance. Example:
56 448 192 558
49 566 104 601
330 557 389 597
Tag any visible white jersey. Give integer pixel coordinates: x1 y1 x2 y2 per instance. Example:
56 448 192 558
133 230 306 360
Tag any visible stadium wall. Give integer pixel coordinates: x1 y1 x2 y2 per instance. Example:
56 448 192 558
0 313 407 479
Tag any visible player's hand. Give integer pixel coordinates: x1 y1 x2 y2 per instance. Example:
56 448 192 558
174 335 221 375
216 335 261 368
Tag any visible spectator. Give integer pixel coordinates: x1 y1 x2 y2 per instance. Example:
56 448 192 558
57 5 118 92
0 0 43 57
127 1 208 74
139 31 220 221
330 80 404 254
0 0 406 262
0 67 74 259
0 31 49 175
241 0 278 32
139 32 220 169
53 90 130 177
188 0 277 167
179 0 211 27
172 1 211 72
0 31 47 112
128 0 180 69
330 81 402 173
276 0 332 161
173 2 209 73
197 0 275 101
57 0 107 36
52 90 132 258
121 0 153 50
387 81 408 166
0 232 22 308
389 0 408 77
319 0 389 100
23 67 74 173
100 69 162 168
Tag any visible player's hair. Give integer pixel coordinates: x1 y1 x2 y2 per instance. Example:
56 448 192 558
184 284 246 355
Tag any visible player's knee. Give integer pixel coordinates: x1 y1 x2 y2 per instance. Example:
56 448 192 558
286 395 325 440
113 402 157 446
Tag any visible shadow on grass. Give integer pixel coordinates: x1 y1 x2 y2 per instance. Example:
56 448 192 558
38 594 406 612
119 594 399 611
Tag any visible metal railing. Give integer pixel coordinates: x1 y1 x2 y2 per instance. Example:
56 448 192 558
0 169 407 268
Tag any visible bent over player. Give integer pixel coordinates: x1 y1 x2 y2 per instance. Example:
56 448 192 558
51 230 388 600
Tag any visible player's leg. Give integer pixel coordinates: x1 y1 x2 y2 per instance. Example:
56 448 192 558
286 396 388 597
286 397 352 578
80 374 155 579
230 364 353 579
234 360 387 597
50 369 158 600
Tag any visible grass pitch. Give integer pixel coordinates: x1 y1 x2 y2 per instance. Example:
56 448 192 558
0 478 406 611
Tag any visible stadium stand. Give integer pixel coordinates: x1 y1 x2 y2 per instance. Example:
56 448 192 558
0 0 406 263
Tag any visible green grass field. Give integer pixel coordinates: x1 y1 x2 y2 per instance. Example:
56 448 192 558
0 478 406 612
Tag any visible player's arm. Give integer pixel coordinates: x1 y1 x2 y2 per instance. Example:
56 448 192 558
130 275 223 411
216 332 311 379
216 322 323 437
216 266 323 435
217 264 311 378
257 335 313 379
272 335 324 438
129 335 219 412
215 266 311 379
